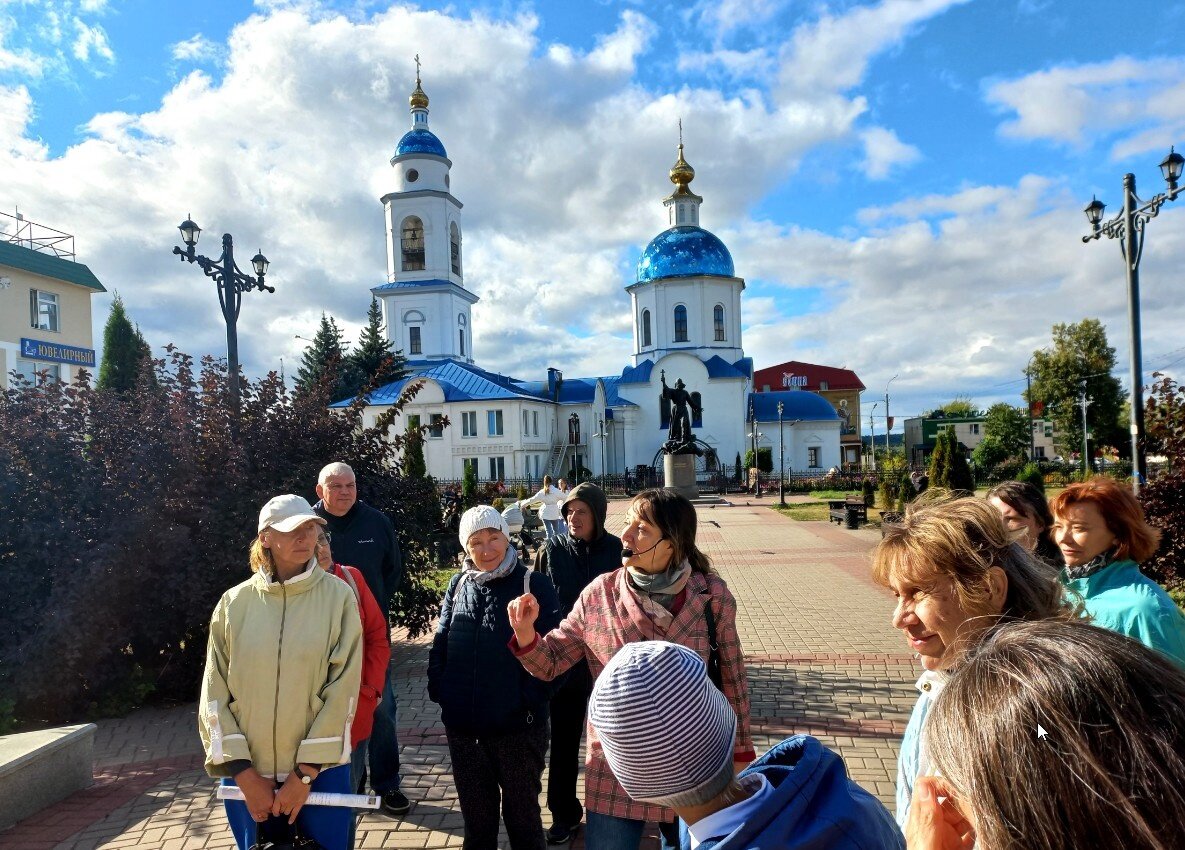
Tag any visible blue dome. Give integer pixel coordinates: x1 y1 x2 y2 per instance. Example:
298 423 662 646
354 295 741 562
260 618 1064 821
395 128 447 158
751 391 840 423
636 226 734 282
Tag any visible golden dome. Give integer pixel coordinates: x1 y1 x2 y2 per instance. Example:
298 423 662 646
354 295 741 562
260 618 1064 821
669 142 695 188
409 76 429 110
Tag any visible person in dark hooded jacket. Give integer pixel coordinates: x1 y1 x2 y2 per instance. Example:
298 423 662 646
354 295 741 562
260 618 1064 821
535 482 622 844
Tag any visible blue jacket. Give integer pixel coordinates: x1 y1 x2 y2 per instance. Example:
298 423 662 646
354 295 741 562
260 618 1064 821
1061 559 1185 668
427 562 562 735
696 735 904 850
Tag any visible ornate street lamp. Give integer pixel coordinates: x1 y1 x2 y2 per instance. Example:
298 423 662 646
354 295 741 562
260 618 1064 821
1082 146 1183 493
172 215 273 415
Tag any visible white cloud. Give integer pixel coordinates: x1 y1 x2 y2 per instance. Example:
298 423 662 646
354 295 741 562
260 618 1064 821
676 46 771 80
0 84 49 159
79 0 108 12
860 126 921 180
71 17 114 65
985 56 1185 159
170 33 220 63
0 12 47 76
693 0 787 36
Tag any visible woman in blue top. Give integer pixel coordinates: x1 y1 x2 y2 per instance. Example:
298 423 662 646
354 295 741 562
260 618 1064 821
871 495 1074 827
1050 477 1185 667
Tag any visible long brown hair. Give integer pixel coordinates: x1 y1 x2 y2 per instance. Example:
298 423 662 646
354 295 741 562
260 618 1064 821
926 620 1185 850
631 488 712 575
986 480 1062 566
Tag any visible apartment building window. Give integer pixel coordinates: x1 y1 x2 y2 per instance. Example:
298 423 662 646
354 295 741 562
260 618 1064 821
462 411 477 437
15 359 61 385
970 423 980 435
1034 446 1046 459
488 456 505 480
409 326 422 355
808 447 821 468
428 413 444 438
30 290 60 332
487 409 504 436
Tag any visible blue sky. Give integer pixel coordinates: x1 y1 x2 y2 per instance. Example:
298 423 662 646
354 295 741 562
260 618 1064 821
3 0 1185 427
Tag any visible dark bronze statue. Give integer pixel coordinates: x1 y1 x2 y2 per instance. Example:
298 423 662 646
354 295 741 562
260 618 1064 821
661 370 702 455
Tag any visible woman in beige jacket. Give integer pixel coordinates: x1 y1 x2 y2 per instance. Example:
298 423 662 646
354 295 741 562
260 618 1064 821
199 494 362 849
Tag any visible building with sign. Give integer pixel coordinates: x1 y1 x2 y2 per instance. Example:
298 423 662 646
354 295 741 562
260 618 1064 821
334 75 842 482
753 360 865 467
0 213 105 390
904 413 1058 467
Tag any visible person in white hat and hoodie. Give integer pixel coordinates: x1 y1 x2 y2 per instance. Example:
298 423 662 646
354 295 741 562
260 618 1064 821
199 494 363 850
589 641 904 850
428 505 564 850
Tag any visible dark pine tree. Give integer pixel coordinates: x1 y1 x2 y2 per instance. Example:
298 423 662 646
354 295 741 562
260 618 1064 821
343 297 407 398
97 293 153 393
295 313 349 401
402 425 427 479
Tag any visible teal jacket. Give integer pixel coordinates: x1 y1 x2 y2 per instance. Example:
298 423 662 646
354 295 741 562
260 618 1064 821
1061 559 1185 668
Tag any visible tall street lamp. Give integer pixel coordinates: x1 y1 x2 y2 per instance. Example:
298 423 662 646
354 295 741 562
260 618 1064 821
172 216 272 414
592 416 607 488
868 402 878 472
1082 145 1184 493
777 401 786 507
884 374 898 459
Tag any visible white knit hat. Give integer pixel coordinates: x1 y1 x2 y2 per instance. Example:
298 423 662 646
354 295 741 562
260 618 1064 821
458 504 510 547
589 641 736 807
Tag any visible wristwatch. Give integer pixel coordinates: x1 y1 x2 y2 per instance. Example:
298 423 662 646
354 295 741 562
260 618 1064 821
293 763 317 785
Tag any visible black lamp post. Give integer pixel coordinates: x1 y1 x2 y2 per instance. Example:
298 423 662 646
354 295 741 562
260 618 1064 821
777 401 786 507
1082 146 1184 494
568 412 580 482
172 216 272 414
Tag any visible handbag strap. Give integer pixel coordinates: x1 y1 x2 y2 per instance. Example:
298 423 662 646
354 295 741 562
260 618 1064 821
703 596 723 690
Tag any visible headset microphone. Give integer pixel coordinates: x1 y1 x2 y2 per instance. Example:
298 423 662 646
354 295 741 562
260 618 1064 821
621 537 665 558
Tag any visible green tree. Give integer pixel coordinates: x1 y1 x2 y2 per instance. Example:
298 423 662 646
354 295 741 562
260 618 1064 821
972 435 1009 470
936 396 977 418
1141 372 1185 590
295 313 349 401
928 429 950 487
744 447 773 473
96 294 153 393
462 460 478 506
343 297 408 398
983 403 1030 457
402 425 426 479
1027 319 1124 459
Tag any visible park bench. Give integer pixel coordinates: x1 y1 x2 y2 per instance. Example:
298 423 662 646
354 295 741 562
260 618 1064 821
828 496 868 529
0 723 95 830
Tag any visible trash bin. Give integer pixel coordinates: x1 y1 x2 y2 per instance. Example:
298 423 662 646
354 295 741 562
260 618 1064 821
844 504 861 530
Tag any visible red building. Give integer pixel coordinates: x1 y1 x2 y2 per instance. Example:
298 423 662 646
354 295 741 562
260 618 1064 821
753 361 865 467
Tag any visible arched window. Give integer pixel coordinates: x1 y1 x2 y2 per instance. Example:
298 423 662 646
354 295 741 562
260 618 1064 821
673 305 688 342
450 221 462 276
459 328 466 357
642 309 652 347
401 216 425 271
403 310 425 355
713 304 725 341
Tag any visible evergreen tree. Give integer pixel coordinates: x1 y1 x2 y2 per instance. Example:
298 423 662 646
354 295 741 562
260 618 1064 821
462 461 478 506
402 426 426 478
294 314 349 400
928 429 951 487
734 451 743 483
343 297 408 397
97 294 153 392
946 432 975 493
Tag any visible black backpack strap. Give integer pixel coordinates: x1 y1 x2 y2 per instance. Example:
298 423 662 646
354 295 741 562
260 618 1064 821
703 595 723 691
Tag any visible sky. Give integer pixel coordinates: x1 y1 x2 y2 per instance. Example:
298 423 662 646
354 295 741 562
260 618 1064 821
2 0 1185 432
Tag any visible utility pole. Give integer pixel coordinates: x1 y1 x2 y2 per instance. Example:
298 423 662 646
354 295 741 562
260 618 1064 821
869 403 878 473
1079 381 1092 478
1025 365 1035 460
885 374 898 462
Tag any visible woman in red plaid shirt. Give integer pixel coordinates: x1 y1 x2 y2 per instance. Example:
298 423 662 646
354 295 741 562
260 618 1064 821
508 488 755 850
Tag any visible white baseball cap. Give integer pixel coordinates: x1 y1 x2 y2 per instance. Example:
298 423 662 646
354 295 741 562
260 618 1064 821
258 494 327 533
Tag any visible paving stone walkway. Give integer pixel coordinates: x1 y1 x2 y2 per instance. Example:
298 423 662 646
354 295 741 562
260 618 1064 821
1 496 919 849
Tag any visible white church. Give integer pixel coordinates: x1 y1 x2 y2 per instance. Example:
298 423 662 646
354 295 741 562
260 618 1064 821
335 73 841 483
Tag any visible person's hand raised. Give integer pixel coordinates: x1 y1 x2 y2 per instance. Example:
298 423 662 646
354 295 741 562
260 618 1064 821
507 593 539 647
905 776 975 850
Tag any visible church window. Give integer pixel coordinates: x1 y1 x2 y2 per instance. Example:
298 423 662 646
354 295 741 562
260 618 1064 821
488 456 506 481
409 326 422 355
401 216 426 271
808 447 821 468
463 457 478 477
462 411 477 437
714 304 725 341
487 410 504 436
459 328 466 357
673 305 688 342
524 410 530 435
532 410 539 436
642 309 652 347
429 413 444 438
458 313 466 325
406 169 419 183
450 222 462 275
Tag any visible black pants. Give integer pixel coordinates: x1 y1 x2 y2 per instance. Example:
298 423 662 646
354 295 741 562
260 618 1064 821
547 663 592 826
447 717 549 850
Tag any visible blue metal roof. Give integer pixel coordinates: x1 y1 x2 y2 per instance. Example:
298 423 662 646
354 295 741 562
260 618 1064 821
619 359 655 385
372 278 456 291
703 355 753 380
395 128 447 158
332 360 545 407
750 390 839 423
600 375 637 407
636 226 734 283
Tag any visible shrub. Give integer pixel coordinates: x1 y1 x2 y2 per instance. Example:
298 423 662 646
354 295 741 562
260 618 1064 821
462 462 478 505
862 478 875 507
0 349 439 725
1017 463 1045 492
743 447 773 473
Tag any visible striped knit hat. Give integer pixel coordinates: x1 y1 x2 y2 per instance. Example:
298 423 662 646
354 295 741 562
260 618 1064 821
588 641 736 807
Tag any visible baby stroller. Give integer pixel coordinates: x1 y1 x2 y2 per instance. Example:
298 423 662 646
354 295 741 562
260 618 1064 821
502 502 540 565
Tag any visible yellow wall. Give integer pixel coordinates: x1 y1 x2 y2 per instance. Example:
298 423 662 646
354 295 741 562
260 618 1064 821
0 264 97 389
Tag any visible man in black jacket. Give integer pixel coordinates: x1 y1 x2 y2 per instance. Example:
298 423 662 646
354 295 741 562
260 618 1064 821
536 482 622 844
313 462 410 815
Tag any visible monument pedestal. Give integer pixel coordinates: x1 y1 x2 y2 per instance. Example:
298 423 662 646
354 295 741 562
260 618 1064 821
663 453 699 499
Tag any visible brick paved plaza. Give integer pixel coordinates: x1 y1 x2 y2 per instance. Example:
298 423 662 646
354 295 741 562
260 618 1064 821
2 498 918 850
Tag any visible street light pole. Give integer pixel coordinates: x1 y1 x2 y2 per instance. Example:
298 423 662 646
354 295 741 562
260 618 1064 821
1082 146 1184 493
777 401 785 507
885 374 898 460
1079 381 1092 479
869 402 878 472
172 216 272 415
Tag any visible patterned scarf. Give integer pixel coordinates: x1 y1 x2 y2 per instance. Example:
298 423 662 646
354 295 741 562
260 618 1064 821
458 546 517 592
627 559 692 631
1064 548 1116 582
